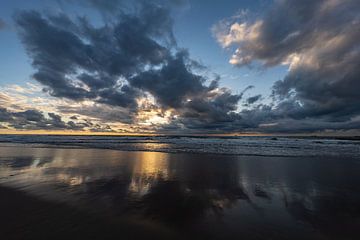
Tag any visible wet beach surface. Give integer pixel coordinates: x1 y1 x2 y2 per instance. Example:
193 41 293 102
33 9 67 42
1 143 360 239
0 186 179 240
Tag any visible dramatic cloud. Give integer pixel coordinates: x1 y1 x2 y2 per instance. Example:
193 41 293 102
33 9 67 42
130 51 215 109
10 0 359 133
214 0 360 133
14 2 246 133
15 3 173 108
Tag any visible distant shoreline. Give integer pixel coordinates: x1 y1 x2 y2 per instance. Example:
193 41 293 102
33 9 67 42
0 133 359 140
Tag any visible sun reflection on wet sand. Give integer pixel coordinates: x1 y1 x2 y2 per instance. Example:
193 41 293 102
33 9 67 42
129 152 170 196
1 144 360 239
0 146 174 204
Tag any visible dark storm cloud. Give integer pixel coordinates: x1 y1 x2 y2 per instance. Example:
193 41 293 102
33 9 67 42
0 107 91 130
15 3 174 110
13 110 44 122
269 0 360 123
15 2 245 132
130 51 213 108
179 90 241 127
152 86 259 133
0 108 13 122
14 0 360 133
213 0 360 133
130 48 251 132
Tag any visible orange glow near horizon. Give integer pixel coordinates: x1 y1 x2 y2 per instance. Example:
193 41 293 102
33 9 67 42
0 129 270 136
0 129 156 136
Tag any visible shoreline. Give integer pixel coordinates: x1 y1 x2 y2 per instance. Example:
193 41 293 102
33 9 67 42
0 142 308 158
1 141 359 159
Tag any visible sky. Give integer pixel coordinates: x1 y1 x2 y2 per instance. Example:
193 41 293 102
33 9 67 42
0 0 359 135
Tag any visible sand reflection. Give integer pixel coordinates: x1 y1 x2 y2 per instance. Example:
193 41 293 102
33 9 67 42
1 145 360 239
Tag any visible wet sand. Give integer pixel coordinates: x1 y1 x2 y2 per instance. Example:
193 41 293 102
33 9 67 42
0 144 360 239
0 186 179 240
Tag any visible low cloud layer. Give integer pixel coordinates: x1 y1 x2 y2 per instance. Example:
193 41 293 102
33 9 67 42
0 107 79 130
0 106 117 132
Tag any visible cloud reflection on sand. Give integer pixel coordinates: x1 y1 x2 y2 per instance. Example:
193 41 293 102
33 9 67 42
0 145 360 239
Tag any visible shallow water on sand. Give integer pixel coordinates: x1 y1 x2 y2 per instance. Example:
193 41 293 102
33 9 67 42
1 144 360 239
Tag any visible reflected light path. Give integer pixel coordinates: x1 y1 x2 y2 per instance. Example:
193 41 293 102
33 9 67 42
1 144 360 239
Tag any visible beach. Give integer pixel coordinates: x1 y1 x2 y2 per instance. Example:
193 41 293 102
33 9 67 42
1 0 359 239
0 137 360 239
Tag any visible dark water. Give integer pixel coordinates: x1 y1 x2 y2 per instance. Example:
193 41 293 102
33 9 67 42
0 143 360 239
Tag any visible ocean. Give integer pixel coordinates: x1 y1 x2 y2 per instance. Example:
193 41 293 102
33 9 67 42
0 134 359 157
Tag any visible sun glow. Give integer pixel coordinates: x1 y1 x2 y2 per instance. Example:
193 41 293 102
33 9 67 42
135 96 173 126
139 110 172 126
